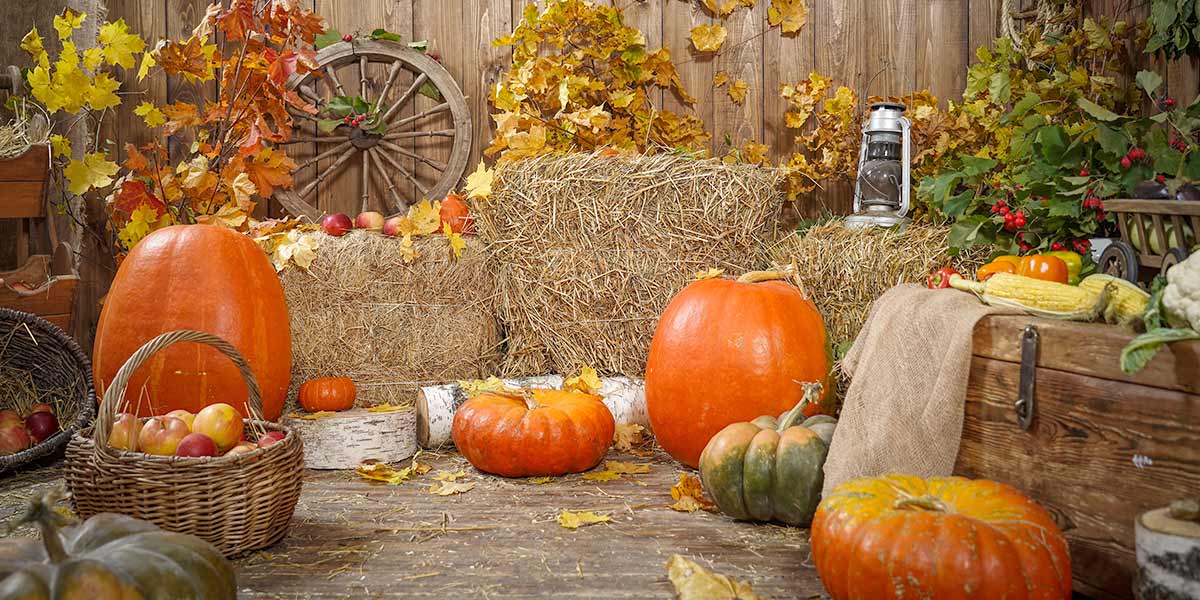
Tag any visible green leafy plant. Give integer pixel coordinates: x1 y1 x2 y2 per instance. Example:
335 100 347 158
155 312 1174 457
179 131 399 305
1147 0 1200 59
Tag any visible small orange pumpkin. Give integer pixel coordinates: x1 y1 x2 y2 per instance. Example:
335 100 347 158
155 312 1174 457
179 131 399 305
440 193 475 235
298 377 356 412
451 389 615 477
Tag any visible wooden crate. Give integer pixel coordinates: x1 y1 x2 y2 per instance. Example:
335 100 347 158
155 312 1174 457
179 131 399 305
954 315 1200 600
0 144 50 220
0 249 78 333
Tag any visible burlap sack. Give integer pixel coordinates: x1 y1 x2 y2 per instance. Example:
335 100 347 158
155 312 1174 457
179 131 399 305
821 284 1017 496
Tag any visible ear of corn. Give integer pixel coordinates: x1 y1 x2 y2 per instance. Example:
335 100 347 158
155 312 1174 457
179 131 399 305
949 273 1108 321
1079 274 1149 326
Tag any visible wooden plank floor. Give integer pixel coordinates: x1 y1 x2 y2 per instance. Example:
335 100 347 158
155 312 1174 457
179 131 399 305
0 447 827 599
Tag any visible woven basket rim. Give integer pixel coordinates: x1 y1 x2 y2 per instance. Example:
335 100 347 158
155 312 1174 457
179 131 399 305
0 308 96 473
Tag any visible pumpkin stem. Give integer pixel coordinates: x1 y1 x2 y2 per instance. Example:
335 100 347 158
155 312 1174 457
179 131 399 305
777 382 824 431
5 488 71 563
737 269 789 284
893 494 952 514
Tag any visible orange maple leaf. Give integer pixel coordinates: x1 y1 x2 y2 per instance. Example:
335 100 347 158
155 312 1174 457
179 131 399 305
242 147 296 197
110 179 165 215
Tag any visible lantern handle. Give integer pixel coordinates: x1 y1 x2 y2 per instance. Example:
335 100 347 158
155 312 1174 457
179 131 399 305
898 115 912 218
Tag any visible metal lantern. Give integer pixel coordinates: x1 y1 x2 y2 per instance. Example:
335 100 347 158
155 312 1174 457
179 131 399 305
846 102 912 229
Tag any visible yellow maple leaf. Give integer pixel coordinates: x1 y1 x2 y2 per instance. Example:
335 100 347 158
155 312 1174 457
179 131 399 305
294 410 335 420
582 470 622 482
505 124 547 162
563 365 602 394
444 222 466 259
21 28 49 69
465 162 494 200
713 71 729 88
398 233 420 263
195 202 249 230
669 473 717 513
527 476 553 485
784 111 807 129
118 204 163 249
98 19 146 69
692 267 725 281
459 376 514 397
64 152 119 195
82 47 104 71
564 105 612 133
428 481 476 496
557 510 611 529
728 79 749 105
137 45 158 82
408 199 441 235
134 102 166 128
583 460 650 482
609 89 636 109
703 0 740 16
613 423 645 451
767 0 809 34
356 457 431 485
227 172 258 209
742 141 768 165
666 555 760 600
87 73 122 111
365 403 406 413
433 470 468 482
53 9 86 41
48 135 72 159
180 155 215 191
263 229 319 271
690 23 727 53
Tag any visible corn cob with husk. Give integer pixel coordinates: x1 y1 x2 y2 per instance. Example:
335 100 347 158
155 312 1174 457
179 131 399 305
949 273 1111 321
1078 274 1149 326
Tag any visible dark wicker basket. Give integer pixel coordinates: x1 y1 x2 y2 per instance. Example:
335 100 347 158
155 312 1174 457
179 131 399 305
0 308 95 474
65 330 304 557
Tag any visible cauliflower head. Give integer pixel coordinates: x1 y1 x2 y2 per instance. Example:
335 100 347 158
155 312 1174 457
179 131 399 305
1164 252 1200 330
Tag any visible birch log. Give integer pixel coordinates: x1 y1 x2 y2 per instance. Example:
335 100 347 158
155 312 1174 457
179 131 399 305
282 408 417 469
1136 503 1200 599
416 375 646 448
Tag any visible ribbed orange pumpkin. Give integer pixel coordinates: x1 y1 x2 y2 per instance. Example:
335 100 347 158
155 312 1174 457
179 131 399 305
645 269 832 467
298 377 356 412
93 225 292 421
812 475 1072 600
451 389 615 477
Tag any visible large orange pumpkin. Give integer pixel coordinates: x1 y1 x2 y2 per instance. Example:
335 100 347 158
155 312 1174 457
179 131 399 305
93 225 291 421
812 475 1072 600
451 389 614 477
645 269 832 467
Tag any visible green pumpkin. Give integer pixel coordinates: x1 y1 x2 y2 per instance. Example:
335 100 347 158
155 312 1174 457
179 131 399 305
0 490 236 599
700 383 835 526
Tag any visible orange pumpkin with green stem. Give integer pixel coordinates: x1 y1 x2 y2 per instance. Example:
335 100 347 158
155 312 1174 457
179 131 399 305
645 268 833 468
812 474 1071 600
93 225 292 421
451 389 614 477
298 377 356 412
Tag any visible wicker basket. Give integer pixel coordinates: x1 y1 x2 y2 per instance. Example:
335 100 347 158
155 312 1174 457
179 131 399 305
0 308 95 474
65 330 304 557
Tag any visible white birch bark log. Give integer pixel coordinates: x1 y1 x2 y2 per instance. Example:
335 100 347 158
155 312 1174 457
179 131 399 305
416 375 646 449
282 408 417 469
1135 505 1200 599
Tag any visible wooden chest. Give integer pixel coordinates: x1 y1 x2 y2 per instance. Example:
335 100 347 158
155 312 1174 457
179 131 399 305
954 315 1200 600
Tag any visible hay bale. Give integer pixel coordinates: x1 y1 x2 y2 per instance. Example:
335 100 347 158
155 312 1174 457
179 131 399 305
476 152 785 377
279 231 501 410
769 220 990 353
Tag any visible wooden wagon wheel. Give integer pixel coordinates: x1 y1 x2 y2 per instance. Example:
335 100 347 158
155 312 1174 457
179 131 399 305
275 40 472 220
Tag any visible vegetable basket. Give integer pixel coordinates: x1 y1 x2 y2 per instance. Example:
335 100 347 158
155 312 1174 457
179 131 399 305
64 330 304 557
0 308 95 474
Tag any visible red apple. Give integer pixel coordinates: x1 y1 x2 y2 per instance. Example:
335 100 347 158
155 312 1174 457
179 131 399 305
175 433 219 458
355 211 385 232
257 431 287 449
0 424 30 455
165 409 195 430
193 403 244 452
30 403 53 414
0 410 22 429
224 442 257 458
108 413 143 451
382 216 407 238
24 412 58 443
137 416 190 456
320 213 353 236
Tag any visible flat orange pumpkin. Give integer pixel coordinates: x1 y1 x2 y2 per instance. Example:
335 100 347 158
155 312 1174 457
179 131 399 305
645 269 832 467
93 225 292 421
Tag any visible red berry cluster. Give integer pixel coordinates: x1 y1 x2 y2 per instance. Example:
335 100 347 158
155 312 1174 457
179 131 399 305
1072 239 1092 254
1121 146 1146 169
342 33 354 42
991 199 1026 232
343 114 368 128
1157 174 1167 184
1170 137 1188 152
1163 96 1177 109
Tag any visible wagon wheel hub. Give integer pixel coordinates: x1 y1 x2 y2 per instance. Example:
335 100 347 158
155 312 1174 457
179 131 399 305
349 128 381 151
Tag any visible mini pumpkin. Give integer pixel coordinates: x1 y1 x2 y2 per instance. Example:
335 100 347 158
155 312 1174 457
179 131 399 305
812 474 1072 600
298 377 356 412
700 383 833 526
0 489 236 599
451 389 615 477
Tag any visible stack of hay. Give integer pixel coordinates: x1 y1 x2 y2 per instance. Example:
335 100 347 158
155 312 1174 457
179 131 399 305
475 152 785 377
278 232 502 410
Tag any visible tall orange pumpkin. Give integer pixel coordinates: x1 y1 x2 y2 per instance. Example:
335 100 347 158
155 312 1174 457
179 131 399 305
93 225 292 421
812 475 1072 600
645 269 831 467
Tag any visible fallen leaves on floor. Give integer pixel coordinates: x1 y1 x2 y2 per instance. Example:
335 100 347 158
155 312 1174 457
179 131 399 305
557 510 612 529
613 423 646 451
526 476 553 485
669 473 717 512
428 481 476 496
432 470 467 482
667 555 760 600
582 460 650 482
356 456 432 485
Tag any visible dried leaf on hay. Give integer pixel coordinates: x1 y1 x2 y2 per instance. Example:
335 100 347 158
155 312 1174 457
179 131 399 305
612 423 645 451
557 510 611 529
428 481 475 496
693 268 725 281
562 366 601 395
290 410 335 421
459 376 516 398
365 403 407 413
669 474 716 512
465 162 494 200
666 555 760 600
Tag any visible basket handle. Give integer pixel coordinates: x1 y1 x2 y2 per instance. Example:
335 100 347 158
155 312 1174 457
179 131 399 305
92 330 264 456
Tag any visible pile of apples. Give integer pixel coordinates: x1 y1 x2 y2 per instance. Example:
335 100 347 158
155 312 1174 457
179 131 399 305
106 403 287 458
319 193 475 238
0 404 60 455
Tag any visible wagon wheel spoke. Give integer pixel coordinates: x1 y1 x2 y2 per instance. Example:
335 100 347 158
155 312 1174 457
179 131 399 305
373 62 405 115
295 141 354 172
359 56 370 99
324 66 348 97
373 145 429 197
368 148 408 213
298 84 323 106
379 140 447 172
287 106 323 125
279 136 349 145
384 129 456 141
387 102 451 133
361 150 371 213
381 73 428 125
298 148 358 199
